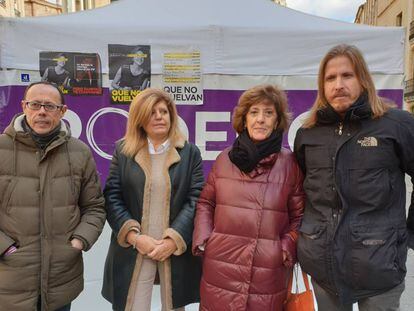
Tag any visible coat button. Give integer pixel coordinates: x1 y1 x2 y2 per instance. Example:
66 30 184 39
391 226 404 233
332 187 336 191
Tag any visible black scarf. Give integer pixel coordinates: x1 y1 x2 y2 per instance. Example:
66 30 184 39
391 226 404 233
316 92 372 125
228 129 282 173
22 117 62 150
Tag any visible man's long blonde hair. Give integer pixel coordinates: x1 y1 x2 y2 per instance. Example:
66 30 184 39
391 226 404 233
122 88 184 157
303 44 390 128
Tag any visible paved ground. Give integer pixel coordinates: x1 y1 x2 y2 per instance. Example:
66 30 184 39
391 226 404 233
400 249 414 311
117 253 414 310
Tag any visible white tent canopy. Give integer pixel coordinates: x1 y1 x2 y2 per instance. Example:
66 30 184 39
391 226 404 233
0 0 404 76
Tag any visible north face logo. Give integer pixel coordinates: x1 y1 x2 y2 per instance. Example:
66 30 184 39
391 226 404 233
357 137 378 147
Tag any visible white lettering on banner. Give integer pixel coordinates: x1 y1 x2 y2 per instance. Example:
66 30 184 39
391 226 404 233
287 111 310 151
86 108 129 160
63 109 82 139
82 108 189 160
196 111 230 160
59 108 228 161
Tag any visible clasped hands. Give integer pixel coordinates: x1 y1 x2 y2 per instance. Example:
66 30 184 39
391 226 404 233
127 232 177 261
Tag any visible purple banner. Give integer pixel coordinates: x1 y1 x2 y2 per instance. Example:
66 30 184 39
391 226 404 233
0 86 403 183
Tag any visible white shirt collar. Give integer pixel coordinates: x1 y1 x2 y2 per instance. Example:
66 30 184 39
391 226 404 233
147 138 170 155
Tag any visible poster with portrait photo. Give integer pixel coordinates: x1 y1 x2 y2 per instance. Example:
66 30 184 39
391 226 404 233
39 51 102 96
39 51 74 95
108 44 151 105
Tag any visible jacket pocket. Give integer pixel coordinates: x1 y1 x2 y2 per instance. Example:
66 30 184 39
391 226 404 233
297 223 328 283
1 178 17 214
305 146 333 168
349 225 404 290
349 168 391 210
1 244 24 268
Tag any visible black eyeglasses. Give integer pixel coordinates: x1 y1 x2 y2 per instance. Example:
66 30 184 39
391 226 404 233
24 101 64 112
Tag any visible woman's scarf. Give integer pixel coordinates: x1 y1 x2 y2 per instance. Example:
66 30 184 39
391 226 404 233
228 129 283 173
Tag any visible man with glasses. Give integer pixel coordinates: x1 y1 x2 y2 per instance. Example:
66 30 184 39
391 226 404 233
0 82 105 311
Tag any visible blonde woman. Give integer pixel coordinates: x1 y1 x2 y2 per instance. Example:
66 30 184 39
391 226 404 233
102 88 203 311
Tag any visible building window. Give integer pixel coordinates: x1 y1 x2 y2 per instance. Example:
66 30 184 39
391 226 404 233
396 12 402 26
75 0 81 11
0 0 6 8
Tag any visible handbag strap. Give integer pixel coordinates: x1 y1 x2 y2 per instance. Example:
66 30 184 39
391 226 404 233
286 265 311 299
301 270 311 291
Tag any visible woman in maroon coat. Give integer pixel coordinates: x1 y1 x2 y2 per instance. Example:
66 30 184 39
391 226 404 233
193 84 305 311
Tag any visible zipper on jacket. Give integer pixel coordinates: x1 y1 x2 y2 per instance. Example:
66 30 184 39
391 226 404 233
337 122 343 136
332 210 338 226
332 121 344 220
332 206 341 227
38 150 48 311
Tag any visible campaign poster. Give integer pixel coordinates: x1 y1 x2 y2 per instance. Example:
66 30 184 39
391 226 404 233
163 50 203 105
72 54 102 95
39 51 102 96
108 44 151 105
39 52 73 94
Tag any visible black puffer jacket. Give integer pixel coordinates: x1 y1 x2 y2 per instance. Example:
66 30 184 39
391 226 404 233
294 100 414 304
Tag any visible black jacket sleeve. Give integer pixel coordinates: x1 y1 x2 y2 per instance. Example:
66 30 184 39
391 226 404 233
169 144 204 246
104 142 138 239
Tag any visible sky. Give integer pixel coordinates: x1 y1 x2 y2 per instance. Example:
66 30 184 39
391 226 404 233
285 0 366 23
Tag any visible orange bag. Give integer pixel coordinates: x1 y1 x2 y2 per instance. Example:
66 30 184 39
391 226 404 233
283 265 315 311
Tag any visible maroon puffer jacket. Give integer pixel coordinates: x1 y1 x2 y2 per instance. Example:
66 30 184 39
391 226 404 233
193 148 304 311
